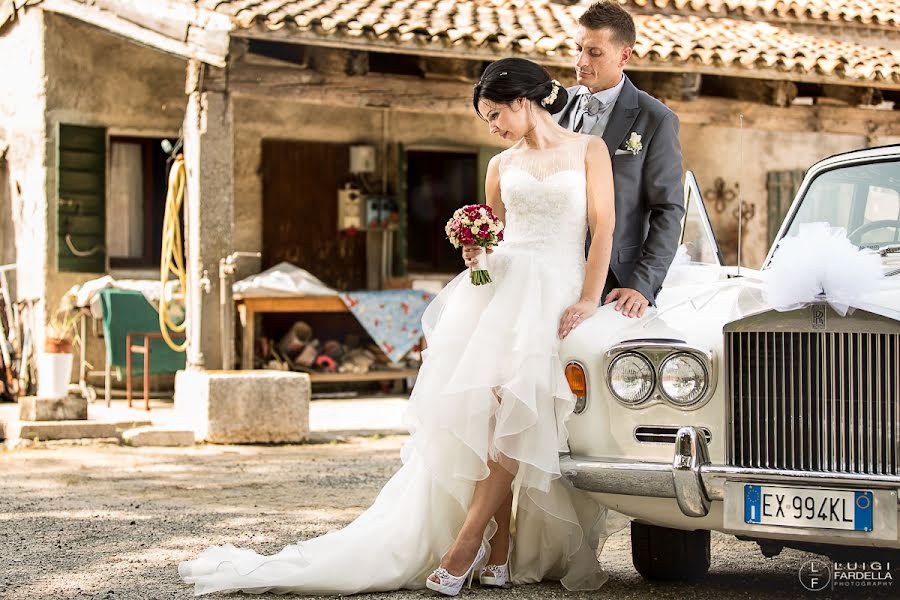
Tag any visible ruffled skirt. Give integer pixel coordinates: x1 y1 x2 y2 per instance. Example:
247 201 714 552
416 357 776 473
179 244 610 595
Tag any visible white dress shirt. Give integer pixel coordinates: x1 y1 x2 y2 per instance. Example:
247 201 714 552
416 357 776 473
571 74 626 135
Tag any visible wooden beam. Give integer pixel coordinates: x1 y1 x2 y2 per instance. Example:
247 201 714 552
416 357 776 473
710 78 798 107
228 67 461 112
303 46 369 76
418 57 481 82
668 96 900 138
41 0 231 66
821 84 883 107
227 59 327 96
223 66 900 137
630 72 702 102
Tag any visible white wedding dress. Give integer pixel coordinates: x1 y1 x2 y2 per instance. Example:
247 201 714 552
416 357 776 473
179 135 611 595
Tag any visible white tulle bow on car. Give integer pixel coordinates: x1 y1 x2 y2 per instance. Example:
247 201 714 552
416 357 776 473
765 222 884 316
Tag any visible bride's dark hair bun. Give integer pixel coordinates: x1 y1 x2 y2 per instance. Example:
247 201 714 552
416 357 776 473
473 57 569 118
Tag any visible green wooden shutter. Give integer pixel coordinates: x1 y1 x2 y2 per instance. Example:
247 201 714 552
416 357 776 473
766 169 805 245
58 124 106 273
477 146 504 205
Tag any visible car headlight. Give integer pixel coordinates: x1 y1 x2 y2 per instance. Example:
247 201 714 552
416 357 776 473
608 352 654 405
659 353 707 406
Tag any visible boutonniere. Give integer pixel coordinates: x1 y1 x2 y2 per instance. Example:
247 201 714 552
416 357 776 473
625 132 643 155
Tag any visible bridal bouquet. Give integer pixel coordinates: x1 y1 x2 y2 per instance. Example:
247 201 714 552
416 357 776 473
446 204 504 286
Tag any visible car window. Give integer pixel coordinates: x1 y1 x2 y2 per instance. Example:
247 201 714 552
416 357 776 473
861 185 900 244
682 172 723 265
784 160 900 248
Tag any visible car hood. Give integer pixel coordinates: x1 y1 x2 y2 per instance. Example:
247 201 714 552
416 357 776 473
564 262 899 358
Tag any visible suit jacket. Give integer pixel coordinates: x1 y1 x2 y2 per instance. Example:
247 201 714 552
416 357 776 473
554 75 685 304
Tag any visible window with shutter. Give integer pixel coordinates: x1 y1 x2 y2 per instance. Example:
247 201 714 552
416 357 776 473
108 136 171 268
766 169 805 246
58 124 106 273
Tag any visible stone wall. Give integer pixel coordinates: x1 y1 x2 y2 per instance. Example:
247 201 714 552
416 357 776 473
43 12 186 303
681 125 867 268
41 12 186 379
0 8 49 335
231 96 502 280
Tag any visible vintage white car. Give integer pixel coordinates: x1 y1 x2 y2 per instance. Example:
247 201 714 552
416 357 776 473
561 144 900 580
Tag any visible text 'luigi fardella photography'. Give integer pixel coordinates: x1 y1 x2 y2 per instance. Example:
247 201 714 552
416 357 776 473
1 0 899 598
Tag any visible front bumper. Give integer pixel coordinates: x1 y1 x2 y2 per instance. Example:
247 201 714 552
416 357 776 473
561 427 900 518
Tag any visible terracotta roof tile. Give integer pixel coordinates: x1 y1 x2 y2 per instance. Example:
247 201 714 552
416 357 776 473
199 1 900 85
624 0 900 28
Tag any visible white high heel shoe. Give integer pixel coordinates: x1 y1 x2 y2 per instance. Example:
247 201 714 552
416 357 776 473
426 543 486 596
479 535 512 587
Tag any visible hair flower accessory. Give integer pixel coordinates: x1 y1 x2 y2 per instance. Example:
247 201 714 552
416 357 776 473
541 80 561 107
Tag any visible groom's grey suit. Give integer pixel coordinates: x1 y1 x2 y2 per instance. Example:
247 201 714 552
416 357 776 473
555 75 684 305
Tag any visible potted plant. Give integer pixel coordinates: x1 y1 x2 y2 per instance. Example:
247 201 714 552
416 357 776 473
38 286 80 397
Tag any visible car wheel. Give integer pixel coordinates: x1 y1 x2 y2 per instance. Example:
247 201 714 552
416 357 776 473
631 521 710 581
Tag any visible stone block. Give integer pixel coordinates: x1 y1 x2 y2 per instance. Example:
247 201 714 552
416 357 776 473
15 421 118 441
122 426 195 447
19 396 88 421
2 419 153 447
175 370 310 444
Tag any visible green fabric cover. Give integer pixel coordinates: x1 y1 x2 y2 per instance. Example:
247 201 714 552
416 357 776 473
98 288 186 375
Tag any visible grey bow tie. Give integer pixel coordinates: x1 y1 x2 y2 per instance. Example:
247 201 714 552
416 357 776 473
578 95 603 117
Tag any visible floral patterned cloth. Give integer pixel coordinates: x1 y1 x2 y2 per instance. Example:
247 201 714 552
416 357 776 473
339 289 434 362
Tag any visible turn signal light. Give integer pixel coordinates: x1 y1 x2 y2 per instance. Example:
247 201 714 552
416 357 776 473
565 362 588 413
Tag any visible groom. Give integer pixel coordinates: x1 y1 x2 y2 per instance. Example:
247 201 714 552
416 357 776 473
555 1 684 318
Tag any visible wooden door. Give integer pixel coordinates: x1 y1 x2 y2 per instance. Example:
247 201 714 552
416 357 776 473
262 140 365 290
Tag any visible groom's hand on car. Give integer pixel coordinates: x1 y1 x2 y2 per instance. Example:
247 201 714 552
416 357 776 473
605 288 649 318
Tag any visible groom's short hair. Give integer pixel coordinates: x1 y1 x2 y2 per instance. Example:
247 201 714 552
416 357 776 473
578 1 636 48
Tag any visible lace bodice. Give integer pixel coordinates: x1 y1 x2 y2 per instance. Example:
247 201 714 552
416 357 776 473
497 136 591 258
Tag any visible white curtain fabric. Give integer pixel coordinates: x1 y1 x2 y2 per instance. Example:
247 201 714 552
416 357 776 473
108 142 144 258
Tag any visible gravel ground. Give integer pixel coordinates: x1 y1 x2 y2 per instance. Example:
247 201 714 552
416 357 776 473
1 434 896 599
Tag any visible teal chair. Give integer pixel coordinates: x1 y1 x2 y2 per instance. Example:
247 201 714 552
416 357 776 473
98 289 185 409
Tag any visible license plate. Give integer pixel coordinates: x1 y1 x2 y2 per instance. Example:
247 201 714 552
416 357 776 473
744 484 873 532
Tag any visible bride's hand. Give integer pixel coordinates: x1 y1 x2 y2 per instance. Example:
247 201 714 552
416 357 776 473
461 245 493 267
558 299 598 339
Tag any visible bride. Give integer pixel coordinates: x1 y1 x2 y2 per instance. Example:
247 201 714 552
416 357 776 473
179 57 616 596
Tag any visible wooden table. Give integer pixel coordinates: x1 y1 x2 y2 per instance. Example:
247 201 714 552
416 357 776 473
235 294 419 384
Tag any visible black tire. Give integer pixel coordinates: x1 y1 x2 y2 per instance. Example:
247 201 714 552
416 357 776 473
631 521 711 581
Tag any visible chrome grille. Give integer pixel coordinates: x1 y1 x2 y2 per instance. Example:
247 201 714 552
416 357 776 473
635 425 712 445
726 309 900 476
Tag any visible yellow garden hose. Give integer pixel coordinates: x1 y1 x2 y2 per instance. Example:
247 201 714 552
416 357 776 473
159 155 188 352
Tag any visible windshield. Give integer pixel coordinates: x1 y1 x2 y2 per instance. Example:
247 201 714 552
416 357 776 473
784 159 900 249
